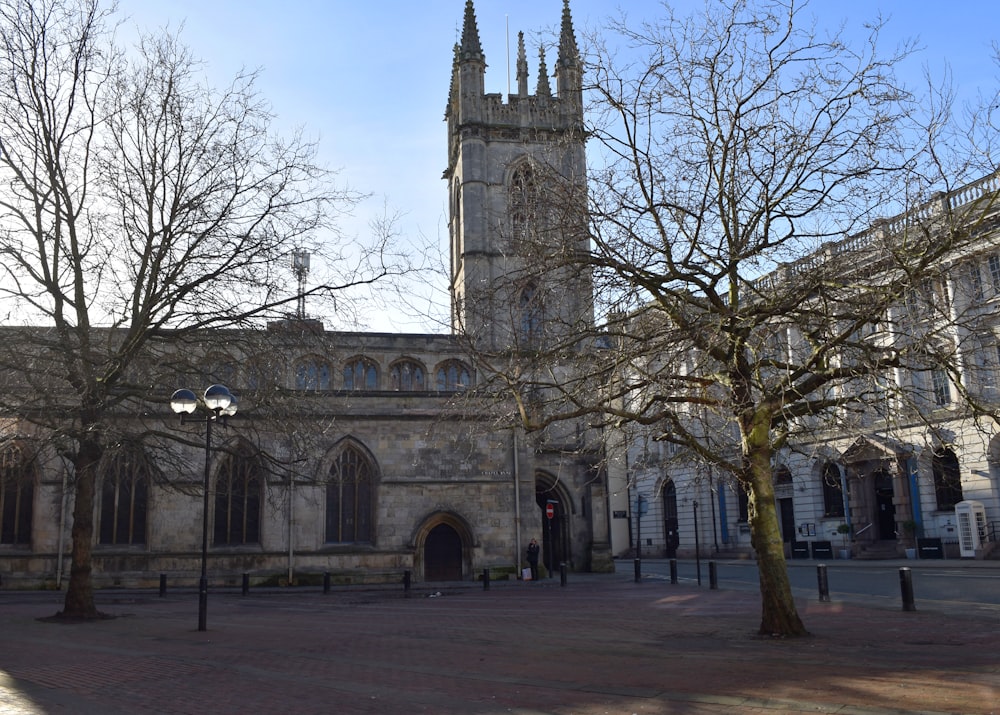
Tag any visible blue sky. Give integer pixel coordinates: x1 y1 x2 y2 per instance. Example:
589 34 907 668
115 1 999 331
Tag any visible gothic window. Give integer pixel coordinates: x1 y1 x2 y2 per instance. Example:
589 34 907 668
326 444 374 543
343 357 378 390
295 358 332 390
518 284 542 344
435 360 472 391
213 446 263 545
390 360 426 391
246 360 279 391
821 462 845 518
99 447 149 546
509 163 537 245
0 442 33 546
931 448 963 510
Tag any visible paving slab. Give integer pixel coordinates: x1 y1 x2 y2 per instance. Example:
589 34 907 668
0 576 997 714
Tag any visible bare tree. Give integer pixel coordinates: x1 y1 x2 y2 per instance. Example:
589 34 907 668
0 0 398 618
466 0 998 637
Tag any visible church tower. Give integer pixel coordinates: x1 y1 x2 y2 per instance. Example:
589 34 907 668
445 0 592 351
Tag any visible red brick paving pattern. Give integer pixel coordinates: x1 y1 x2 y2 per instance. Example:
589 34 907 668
0 579 997 714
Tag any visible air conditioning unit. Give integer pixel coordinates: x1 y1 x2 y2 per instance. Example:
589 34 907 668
955 500 987 557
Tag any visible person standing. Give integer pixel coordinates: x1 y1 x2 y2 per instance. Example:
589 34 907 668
526 538 540 581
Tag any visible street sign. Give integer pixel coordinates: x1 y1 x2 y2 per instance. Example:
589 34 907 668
545 503 554 519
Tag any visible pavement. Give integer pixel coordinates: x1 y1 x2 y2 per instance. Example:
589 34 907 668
0 564 997 715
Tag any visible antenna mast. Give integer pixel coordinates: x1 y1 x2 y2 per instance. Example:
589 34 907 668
291 249 311 319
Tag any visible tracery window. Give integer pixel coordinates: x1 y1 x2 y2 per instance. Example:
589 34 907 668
326 444 374 543
435 360 472 391
343 358 378 390
213 446 263 545
932 448 963 510
518 284 542 344
99 446 149 545
295 358 332 390
390 360 426 391
0 442 33 546
509 163 538 245
246 360 279 391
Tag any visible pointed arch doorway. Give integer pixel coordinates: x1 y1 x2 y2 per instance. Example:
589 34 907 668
414 513 474 582
424 524 463 581
535 474 571 575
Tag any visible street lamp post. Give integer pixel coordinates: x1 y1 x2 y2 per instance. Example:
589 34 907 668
170 384 238 632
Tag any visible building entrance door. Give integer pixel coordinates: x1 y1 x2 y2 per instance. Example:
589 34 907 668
778 497 795 543
424 524 463 581
873 469 896 540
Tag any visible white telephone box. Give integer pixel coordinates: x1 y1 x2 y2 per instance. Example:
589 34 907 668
955 500 987 557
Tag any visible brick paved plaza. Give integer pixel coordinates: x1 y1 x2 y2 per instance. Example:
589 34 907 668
1 574 997 714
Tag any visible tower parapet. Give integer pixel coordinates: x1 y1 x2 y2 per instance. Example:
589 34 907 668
445 0 584 171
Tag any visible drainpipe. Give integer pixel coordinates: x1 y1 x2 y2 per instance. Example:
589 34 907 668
513 430 522 573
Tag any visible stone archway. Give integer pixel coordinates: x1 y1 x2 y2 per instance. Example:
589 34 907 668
424 524 462 581
535 472 573 574
412 512 475 582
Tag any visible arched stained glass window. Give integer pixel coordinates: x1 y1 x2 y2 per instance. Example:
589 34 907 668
214 446 263 546
295 358 332 390
99 446 149 545
326 444 374 543
344 358 378 390
390 360 426 391
435 361 472 391
0 442 33 546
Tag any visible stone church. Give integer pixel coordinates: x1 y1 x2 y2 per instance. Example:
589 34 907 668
0 1 614 588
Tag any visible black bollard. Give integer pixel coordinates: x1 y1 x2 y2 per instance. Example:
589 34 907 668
817 564 830 602
403 569 411 597
708 561 718 590
159 573 167 597
483 568 490 590
669 559 678 584
323 571 331 594
633 558 641 583
899 567 916 611
241 572 249 596
560 562 567 587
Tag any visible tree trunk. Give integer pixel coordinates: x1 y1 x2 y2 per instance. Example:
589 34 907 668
745 412 808 637
59 438 103 619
